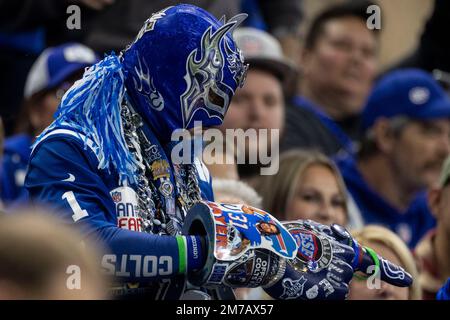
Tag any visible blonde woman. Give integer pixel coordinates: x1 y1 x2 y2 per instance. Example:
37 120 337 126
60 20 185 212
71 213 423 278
257 149 351 227
348 225 422 300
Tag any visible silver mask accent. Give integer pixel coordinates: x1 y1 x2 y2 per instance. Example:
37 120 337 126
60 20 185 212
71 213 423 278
180 14 247 128
132 55 165 111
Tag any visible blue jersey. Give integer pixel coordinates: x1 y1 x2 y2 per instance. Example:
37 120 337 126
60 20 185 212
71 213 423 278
1 134 32 206
335 155 436 248
25 125 212 298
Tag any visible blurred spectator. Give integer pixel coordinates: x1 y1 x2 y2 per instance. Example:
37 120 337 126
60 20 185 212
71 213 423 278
0 1 104 43
0 1 303 136
0 43 98 206
19 43 98 136
81 0 303 54
336 69 450 247
0 209 108 299
203 135 240 181
415 155 450 299
242 0 303 76
256 149 353 227
348 225 422 300
281 1 378 156
220 27 296 182
212 178 262 208
0 1 103 136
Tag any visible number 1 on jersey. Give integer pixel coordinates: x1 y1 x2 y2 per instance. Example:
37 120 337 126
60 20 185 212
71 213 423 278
62 191 89 222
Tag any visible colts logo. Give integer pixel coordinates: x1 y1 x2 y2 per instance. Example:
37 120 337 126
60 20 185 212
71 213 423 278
180 14 247 128
381 259 406 280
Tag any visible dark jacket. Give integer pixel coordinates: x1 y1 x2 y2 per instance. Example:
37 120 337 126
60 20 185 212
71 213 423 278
281 96 359 157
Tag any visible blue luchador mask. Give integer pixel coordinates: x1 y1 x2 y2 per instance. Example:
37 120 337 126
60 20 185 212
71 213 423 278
122 4 248 142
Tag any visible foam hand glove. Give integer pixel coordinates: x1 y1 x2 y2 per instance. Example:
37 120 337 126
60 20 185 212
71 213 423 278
182 202 413 300
263 220 413 300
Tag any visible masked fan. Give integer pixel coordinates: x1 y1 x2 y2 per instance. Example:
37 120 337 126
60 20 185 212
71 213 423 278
25 4 412 300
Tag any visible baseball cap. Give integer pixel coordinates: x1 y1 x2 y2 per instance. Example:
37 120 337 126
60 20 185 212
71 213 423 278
24 42 99 99
362 68 450 131
233 27 297 88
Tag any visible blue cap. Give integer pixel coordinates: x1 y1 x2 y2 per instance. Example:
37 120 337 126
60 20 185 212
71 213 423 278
24 42 99 98
362 68 450 131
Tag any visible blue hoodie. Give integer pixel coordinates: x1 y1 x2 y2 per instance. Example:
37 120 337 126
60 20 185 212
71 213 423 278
335 155 436 248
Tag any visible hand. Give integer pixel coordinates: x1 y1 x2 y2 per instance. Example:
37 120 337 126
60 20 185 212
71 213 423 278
182 203 412 298
263 220 413 300
301 220 412 287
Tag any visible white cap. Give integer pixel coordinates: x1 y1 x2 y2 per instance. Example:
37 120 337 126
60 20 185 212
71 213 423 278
233 27 297 87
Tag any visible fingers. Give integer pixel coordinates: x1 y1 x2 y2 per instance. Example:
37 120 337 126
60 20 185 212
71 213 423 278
378 256 413 287
328 224 413 288
357 246 413 287
328 258 354 284
313 257 352 300
332 242 355 265
316 262 351 300
263 261 350 300
325 283 349 300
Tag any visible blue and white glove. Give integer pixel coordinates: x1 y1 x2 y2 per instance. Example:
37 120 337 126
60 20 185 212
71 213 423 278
182 202 413 300
263 220 413 300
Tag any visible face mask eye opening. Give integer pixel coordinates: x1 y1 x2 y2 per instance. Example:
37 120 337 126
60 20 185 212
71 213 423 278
208 87 225 109
195 72 205 85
